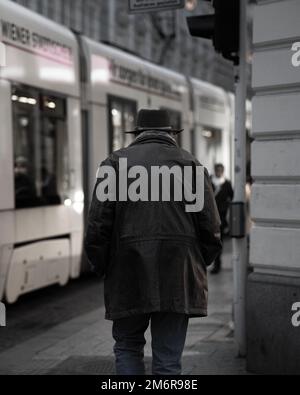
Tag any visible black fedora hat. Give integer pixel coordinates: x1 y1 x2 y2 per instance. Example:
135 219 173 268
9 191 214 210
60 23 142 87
125 109 184 135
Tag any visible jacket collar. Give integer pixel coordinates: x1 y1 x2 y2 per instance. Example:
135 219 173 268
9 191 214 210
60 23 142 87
130 131 178 148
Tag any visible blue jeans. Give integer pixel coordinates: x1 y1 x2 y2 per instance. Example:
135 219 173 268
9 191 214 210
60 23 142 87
112 312 189 375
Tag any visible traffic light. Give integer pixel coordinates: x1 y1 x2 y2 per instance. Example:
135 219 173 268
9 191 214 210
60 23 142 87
187 0 240 64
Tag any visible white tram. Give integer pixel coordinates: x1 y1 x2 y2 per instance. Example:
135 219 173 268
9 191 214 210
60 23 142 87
0 0 83 303
80 37 192 200
0 0 238 302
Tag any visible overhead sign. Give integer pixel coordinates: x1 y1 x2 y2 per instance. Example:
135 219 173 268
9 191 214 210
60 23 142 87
129 0 185 14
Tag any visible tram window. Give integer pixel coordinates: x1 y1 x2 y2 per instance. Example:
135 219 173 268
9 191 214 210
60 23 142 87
12 85 69 209
161 108 182 146
108 96 137 152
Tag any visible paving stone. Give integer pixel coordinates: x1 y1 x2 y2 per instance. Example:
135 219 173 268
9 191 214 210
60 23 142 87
0 244 249 375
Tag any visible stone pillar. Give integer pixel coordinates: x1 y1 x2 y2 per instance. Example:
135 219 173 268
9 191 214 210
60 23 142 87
247 0 300 375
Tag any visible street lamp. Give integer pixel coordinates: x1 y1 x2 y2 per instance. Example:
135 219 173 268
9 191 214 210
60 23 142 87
185 0 198 12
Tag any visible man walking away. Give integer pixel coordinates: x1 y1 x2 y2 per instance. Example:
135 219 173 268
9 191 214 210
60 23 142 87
210 163 234 274
85 109 222 375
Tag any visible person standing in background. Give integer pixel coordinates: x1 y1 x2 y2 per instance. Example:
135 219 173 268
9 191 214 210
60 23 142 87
210 164 234 274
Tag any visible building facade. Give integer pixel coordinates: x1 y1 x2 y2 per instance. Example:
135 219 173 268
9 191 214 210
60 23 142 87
248 0 300 374
10 0 234 91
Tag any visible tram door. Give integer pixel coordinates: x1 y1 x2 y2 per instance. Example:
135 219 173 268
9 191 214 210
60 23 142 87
108 95 137 152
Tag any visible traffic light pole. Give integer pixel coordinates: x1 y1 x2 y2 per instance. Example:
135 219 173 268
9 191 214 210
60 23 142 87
232 0 248 358
186 0 248 357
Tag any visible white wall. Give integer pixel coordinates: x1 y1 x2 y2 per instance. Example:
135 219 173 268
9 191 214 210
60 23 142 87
250 0 300 275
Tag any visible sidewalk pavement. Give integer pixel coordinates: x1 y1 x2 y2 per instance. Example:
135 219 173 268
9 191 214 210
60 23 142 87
0 244 249 375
